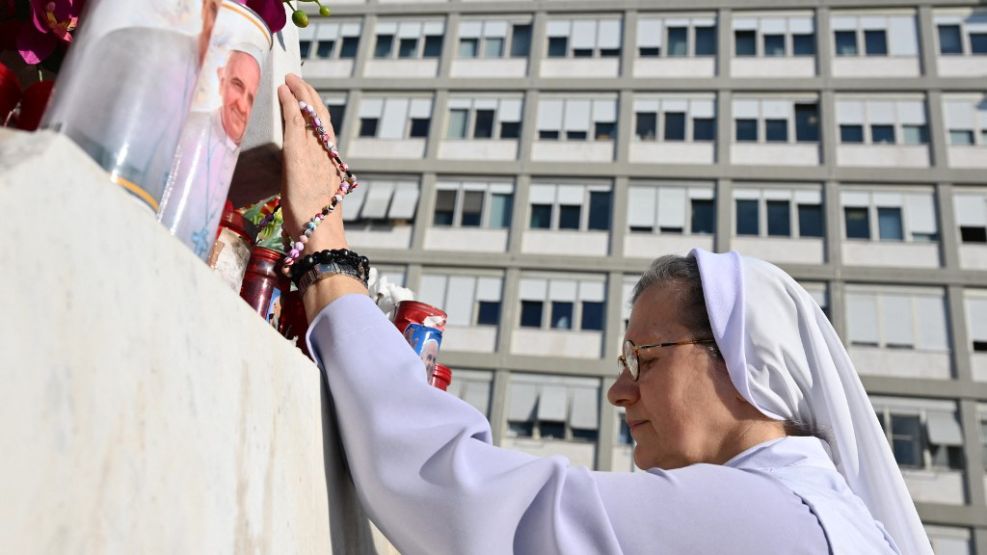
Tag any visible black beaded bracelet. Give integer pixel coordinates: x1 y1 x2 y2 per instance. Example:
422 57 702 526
289 248 371 286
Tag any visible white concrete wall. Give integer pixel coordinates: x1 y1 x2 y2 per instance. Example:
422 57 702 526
623 234 714 258
849 347 952 379
958 245 987 270
442 325 498 353
732 237 826 265
946 147 987 169
611 445 637 473
831 58 921 77
425 228 509 253
302 59 355 79
437 139 519 161
836 145 931 167
936 57 987 78
0 131 376 553
363 59 439 78
902 469 966 505
730 144 820 166
842 242 940 268
500 437 596 468
348 225 414 250
633 58 716 78
450 59 528 78
628 142 715 164
522 230 610 257
539 59 620 78
730 58 816 77
531 141 614 162
510 329 603 359
347 138 427 159
971 353 987 382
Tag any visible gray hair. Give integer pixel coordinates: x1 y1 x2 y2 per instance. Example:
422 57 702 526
631 255 716 348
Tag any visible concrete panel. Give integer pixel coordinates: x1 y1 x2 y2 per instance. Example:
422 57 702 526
936 57 987 78
363 59 439 78
971 354 987 382
450 59 528 78
633 58 716 78
348 138 427 159
437 139 519 161
628 142 715 165
522 230 610 257
531 141 614 162
623 234 714 258
500 438 596 468
0 131 336 554
958 245 987 271
732 237 826 265
831 58 921 77
903 470 966 505
539 59 620 78
424 228 509 253
348 226 414 250
730 57 816 78
443 325 498 353
611 445 637 473
510 329 603 359
836 145 931 168
849 347 952 379
302 59 355 79
842 242 940 268
730 144 820 166
946 147 987 169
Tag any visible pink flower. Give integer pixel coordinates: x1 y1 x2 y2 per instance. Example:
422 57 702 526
238 0 286 34
17 0 86 64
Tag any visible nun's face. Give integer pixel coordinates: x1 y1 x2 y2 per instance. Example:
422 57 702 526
608 284 742 470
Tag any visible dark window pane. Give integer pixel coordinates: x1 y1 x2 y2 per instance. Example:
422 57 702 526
668 27 688 56
950 130 974 145
511 24 532 57
340 36 359 58
635 112 657 140
736 199 759 236
433 190 456 226
840 124 864 143
359 117 378 137
793 33 815 55
473 109 495 139
844 207 870 239
600 48 621 57
902 124 928 145
877 207 903 240
508 421 534 437
539 130 560 140
938 25 963 54
891 415 922 468
572 48 593 58
459 38 478 58
691 199 715 234
520 300 543 327
972 33 987 54
327 104 345 132
500 121 521 139
477 301 500 325
736 119 758 141
299 40 312 58
572 428 598 442
423 35 443 58
763 34 785 56
489 193 512 229
693 118 715 141
461 191 484 227
530 204 552 228
767 200 791 236
974 340 987 352
409 118 430 138
795 104 819 142
638 47 661 57
398 38 418 58
594 122 616 141
765 119 788 142
664 112 686 141
559 205 581 229
484 37 505 58
735 30 756 56
588 191 611 231
835 30 857 56
864 30 888 56
374 35 394 58
581 301 604 331
695 26 716 56
551 301 573 329
316 40 335 58
871 125 895 144
548 37 568 57
798 204 824 237
567 130 588 140
540 421 565 439
960 226 987 243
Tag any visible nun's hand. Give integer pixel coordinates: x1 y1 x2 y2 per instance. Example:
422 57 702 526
278 73 347 252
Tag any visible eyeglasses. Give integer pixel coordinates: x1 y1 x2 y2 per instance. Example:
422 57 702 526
616 338 717 381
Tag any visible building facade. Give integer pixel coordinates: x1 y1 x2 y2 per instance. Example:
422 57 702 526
299 1 987 552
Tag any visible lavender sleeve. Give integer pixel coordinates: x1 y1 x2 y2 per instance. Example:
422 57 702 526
306 294 828 555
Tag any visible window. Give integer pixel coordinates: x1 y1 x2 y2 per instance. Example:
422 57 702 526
966 294 987 353
373 21 445 60
343 179 420 226
340 36 359 58
795 104 819 142
765 119 788 142
864 30 888 55
733 188 823 239
511 24 532 57
518 276 608 333
841 125 864 143
938 24 963 54
419 273 504 328
877 207 904 240
315 40 335 58
944 97 987 147
694 26 716 55
588 191 611 231
530 205 552 229
634 96 715 144
871 125 895 144
973 33 987 54
484 37 504 58
763 34 785 56
793 34 815 55
953 192 987 245
734 99 820 145
545 19 622 59
950 130 975 145
736 119 758 141
357 97 433 140
731 15 815 59
664 113 686 141
459 38 478 58
507 376 601 443
433 181 515 229
323 98 346 133
299 21 362 60
458 19 531 60
767 200 791 236
668 27 688 56
844 207 870 239
636 16 717 58
873 401 965 472
935 12 987 56
636 113 657 140
537 98 618 143
841 190 939 243
891 414 922 468
902 125 928 145
798 204 824 237
846 288 949 352
558 205 581 229
693 117 715 141
736 199 759 235
831 15 919 58
836 99 928 146
735 30 756 56
834 30 857 55
446 97 524 141
627 185 716 236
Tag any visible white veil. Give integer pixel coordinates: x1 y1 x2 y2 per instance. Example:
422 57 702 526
691 248 931 555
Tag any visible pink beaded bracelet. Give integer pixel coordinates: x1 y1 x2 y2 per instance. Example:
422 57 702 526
279 100 360 276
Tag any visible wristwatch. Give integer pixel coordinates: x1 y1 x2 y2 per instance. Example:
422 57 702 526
297 261 366 295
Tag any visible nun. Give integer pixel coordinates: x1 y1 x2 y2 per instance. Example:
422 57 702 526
276 74 931 555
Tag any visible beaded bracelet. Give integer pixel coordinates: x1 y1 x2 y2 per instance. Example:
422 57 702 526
279 100 361 276
289 248 371 286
